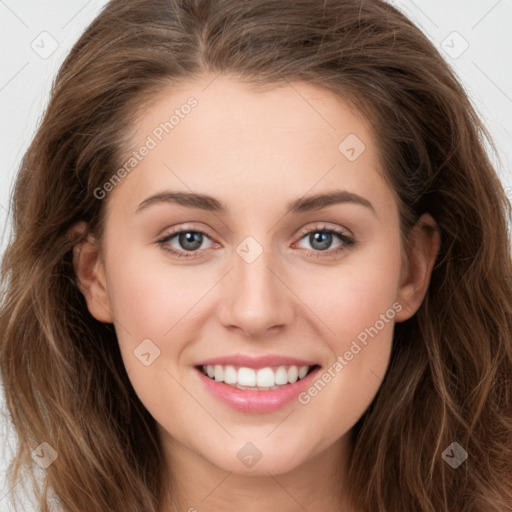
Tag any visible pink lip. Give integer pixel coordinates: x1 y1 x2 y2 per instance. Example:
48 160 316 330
194 354 318 370
194 365 321 413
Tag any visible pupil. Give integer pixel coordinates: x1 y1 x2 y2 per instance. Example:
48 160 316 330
310 232 331 251
179 232 202 251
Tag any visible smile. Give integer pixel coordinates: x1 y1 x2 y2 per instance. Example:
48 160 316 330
193 355 323 413
199 364 318 390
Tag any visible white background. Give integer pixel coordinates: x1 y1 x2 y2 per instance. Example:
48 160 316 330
1 0 511 509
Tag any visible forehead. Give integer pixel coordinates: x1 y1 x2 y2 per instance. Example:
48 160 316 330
106 74 393 221
128 74 375 158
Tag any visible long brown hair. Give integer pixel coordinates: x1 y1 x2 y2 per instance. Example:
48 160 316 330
1 1 511 510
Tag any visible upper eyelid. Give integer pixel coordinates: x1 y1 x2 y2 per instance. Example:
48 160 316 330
158 223 353 247
296 223 352 237
158 224 214 241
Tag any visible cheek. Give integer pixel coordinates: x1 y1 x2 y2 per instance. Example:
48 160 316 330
106 246 210 338
299 237 402 347
104 253 206 420
334 245 401 378
291 241 401 429
336 265 400 344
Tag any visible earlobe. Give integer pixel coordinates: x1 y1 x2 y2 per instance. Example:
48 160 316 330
395 213 441 323
69 222 113 323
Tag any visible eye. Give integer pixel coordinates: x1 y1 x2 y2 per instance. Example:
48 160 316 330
156 226 215 259
156 223 355 260
294 224 355 258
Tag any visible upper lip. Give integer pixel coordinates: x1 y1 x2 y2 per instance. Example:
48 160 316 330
194 354 319 369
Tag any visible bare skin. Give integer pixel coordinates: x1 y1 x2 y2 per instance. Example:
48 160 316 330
71 74 440 511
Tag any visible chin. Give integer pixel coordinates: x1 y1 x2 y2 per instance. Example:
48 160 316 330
203 440 310 476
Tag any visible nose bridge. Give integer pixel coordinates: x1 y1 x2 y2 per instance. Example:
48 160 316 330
217 233 293 336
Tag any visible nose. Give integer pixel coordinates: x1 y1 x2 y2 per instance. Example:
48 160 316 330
217 244 295 338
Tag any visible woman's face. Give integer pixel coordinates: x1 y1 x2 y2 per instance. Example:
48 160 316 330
75 74 438 477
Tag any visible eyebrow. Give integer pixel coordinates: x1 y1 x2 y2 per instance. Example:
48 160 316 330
135 189 376 216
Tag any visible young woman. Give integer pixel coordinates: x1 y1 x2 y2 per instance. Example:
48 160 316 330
1 1 511 511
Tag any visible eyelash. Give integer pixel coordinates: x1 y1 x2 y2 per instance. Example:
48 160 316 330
156 224 355 260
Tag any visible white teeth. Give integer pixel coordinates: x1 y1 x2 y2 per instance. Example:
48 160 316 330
275 366 288 385
256 368 275 387
223 365 237 384
201 364 313 388
238 367 256 386
287 366 299 383
214 365 223 382
298 366 309 379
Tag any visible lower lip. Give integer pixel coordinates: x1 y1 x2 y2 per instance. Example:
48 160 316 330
194 366 321 413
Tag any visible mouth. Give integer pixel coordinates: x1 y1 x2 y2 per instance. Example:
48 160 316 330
194 361 323 413
195 363 321 391
192 353 323 413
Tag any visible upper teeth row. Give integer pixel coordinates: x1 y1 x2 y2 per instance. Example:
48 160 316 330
203 364 311 388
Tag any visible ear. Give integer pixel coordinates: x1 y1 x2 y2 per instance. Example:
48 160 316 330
68 221 113 323
395 213 441 323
